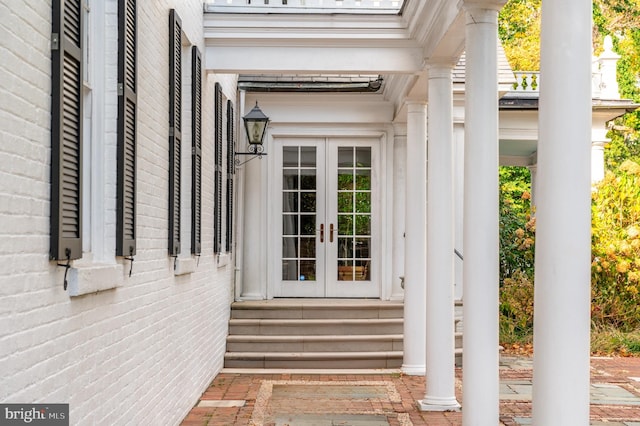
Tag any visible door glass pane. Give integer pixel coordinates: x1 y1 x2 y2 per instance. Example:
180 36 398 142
337 259 353 281
355 238 370 258
300 169 316 190
300 237 316 258
282 146 317 281
300 147 317 167
355 147 371 167
356 192 371 213
337 169 353 190
338 147 353 167
282 237 298 257
355 215 371 235
300 260 316 281
300 215 316 235
283 147 298 167
283 169 298 190
355 259 370 281
336 147 372 281
355 169 371 190
300 192 316 212
283 215 298 235
282 260 298 281
337 192 353 213
338 214 353 235
283 193 298 213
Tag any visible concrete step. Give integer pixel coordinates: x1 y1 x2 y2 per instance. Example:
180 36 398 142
228 318 404 336
224 299 464 369
224 351 403 369
226 334 404 352
230 299 404 320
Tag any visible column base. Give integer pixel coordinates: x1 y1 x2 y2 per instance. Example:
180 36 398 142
417 397 461 412
238 294 265 301
401 364 425 376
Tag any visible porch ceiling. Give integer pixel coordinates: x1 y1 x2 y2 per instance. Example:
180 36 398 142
203 0 467 105
205 0 535 164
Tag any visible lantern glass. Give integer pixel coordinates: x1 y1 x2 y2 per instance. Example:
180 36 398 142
243 102 269 146
244 119 267 145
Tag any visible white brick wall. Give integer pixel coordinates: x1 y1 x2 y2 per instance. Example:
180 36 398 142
0 1 237 424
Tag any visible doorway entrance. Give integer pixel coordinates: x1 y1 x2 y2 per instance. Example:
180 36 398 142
273 138 379 298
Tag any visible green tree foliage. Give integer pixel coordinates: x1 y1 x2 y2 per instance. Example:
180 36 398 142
499 167 535 343
499 167 534 282
498 0 541 71
591 161 640 330
499 0 640 169
497 0 640 350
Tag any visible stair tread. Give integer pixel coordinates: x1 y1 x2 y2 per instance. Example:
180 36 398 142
232 299 403 308
227 334 403 341
229 318 403 324
225 351 403 359
225 301 462 369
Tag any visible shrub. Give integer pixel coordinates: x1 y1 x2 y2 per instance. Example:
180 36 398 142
591 160 640 331
500 269 535 343
499 167 535 283
499 167 535 344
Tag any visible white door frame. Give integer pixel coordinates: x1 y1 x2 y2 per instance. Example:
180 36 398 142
267 132 386 298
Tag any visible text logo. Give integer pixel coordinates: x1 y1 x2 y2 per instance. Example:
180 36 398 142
0 404 68 426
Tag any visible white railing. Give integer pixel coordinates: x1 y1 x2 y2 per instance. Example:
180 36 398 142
512 68 616 99
512 71 540 92
513 36 621 99
205 0 403 9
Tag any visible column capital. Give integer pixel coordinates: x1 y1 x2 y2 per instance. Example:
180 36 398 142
426 61 455 79
393 122 407 137
406 100 427 114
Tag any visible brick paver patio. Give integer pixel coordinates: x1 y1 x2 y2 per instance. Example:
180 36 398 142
181 356 640 425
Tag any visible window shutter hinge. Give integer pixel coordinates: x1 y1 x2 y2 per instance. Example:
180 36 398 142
169 127 175 137
52 33 59 50
118 83 124 96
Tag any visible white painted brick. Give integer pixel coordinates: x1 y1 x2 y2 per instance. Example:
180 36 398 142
1 0 236 424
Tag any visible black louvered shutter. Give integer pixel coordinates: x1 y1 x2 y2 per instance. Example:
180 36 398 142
214 83 223 253
51 0 83 261
116 0 137 257
168 9 182 256
191 46 202 255
226 100 234 253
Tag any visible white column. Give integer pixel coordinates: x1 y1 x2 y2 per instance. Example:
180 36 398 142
392 125 407 300
240 100 266 300
532 0 592 424
527 165 537 208
402 101 427 375
591 140 606 184
454 124 465 301
419 64 461 411
461 3 502 425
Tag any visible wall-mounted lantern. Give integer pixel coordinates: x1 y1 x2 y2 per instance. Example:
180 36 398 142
236 102 269 164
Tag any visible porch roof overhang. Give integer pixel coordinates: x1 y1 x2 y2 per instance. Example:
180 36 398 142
203 0 471 115
203 12 426 74
498 94 640 166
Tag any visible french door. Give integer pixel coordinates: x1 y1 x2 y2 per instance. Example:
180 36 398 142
274 138 379 298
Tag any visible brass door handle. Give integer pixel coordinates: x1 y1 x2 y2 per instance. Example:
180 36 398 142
329 223 334 243
320 223 324 243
